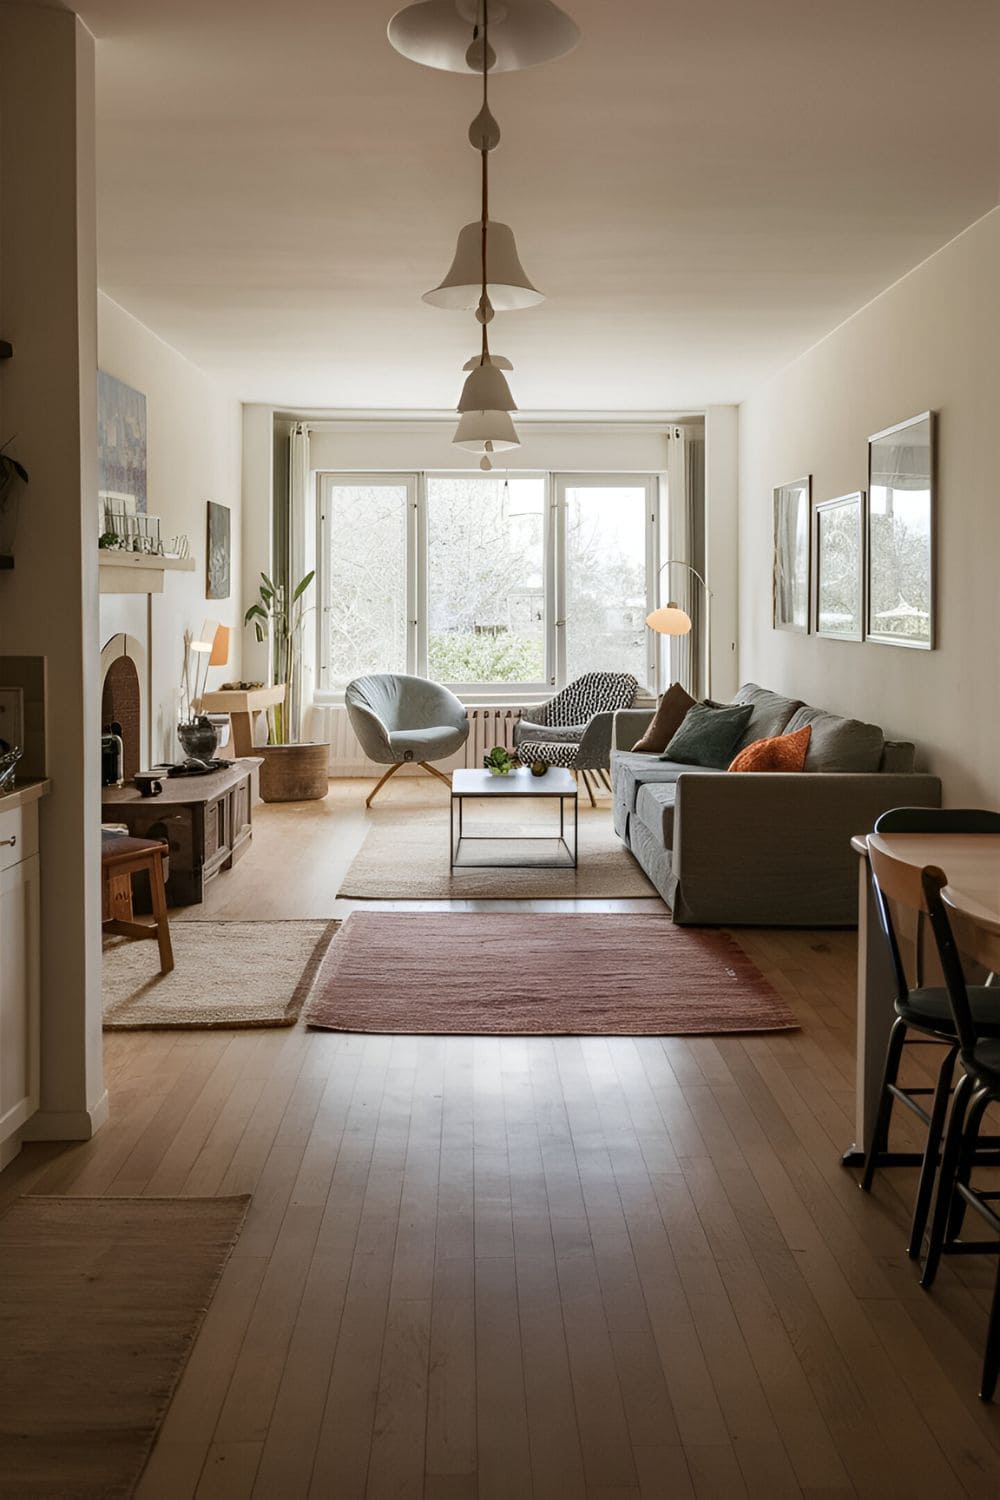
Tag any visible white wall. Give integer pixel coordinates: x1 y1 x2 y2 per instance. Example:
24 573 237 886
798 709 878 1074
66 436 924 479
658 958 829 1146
738 208 1000 804
98 295 243 762
0 6 105 1140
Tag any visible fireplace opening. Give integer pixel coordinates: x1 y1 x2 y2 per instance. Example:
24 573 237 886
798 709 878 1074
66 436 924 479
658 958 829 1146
101 635 145 780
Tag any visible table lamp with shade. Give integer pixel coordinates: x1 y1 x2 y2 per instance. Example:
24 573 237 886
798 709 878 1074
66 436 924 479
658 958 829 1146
646 561 712 699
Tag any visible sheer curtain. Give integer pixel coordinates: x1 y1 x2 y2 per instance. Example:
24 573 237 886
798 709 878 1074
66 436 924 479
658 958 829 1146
665 426 707 698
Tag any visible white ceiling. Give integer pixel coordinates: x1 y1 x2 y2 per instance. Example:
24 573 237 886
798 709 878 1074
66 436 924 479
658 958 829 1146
75 0 1000 409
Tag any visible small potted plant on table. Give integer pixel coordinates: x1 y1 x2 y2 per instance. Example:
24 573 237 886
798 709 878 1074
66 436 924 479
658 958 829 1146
483 746 517 776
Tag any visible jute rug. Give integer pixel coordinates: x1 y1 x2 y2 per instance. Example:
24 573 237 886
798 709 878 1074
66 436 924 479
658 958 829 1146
0 1195 249 1498
305 912 798 1035
103 919 338 1029
338 805 657 899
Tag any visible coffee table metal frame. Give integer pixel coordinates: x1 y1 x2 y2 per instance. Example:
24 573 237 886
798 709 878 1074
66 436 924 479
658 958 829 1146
450 767 579 870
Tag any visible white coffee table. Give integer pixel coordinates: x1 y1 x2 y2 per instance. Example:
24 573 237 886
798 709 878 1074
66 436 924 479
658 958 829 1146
450 767 579 870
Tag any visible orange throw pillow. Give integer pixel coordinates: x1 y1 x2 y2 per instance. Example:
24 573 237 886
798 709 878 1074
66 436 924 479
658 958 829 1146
728 724 812 773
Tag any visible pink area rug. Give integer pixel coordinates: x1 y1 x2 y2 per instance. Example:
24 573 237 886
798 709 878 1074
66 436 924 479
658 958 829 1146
304 912 798 1035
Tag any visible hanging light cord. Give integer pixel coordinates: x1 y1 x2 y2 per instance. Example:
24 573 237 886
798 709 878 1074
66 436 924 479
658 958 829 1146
479 1 490 366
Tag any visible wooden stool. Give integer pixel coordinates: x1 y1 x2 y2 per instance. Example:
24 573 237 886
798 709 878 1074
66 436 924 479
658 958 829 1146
101 832 174 975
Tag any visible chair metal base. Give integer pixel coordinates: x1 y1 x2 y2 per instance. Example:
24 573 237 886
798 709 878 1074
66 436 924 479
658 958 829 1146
366 760 453 808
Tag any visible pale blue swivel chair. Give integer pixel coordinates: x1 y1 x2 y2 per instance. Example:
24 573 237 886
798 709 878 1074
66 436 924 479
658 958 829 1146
345 673 470 807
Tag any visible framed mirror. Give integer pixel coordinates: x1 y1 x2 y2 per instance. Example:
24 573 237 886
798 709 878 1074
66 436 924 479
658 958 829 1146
866 411 935 649
772 476 811 633
814 491 864 641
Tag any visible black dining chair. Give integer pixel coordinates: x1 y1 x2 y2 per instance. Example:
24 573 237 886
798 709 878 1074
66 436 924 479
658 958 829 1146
918 872 1000 1400
860 808 1000 1258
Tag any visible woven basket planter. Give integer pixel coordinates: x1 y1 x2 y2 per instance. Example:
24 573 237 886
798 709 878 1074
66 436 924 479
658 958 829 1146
257 742 330 802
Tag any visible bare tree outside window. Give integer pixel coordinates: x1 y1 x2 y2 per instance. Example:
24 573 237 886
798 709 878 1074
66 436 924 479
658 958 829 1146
325 482 408 685
564 486 648 683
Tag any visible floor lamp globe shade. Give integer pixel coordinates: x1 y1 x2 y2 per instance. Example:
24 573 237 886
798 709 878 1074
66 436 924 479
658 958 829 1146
453 410 520 452
423 221 543 310
457 360 517 414
388 0 580 73
646 604 692 636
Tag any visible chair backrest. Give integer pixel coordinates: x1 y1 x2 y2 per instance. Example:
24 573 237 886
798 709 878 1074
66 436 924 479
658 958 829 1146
922 872 988 1059
543 672 639 728
867 837 946 1003
876 807 1000 835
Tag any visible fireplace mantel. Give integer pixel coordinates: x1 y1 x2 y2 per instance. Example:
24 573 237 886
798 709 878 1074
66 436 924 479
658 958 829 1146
99 551 196 595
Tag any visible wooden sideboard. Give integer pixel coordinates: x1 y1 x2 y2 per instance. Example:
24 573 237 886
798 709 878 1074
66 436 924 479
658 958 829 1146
101 758 261 907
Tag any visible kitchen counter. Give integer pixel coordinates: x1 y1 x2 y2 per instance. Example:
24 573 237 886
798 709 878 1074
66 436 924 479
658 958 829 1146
0 778 50 815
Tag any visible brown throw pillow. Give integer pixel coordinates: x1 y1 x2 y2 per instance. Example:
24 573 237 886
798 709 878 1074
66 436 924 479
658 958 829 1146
632 682 696 754
728 724 812 773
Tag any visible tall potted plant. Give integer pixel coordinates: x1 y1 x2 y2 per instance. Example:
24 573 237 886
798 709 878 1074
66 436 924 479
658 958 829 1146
244 568 329 801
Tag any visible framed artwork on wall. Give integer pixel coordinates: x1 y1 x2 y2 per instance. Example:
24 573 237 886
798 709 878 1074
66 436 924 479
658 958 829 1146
866 411 935 649
98 371 147 514
206 501 231 600
813 491 864 641
772 476 811 632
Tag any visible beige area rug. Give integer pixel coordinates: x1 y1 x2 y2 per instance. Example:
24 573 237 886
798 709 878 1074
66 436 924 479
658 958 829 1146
338 803 657 899
103 919 338 1030
0 1195 248 1498
305 911 798 1035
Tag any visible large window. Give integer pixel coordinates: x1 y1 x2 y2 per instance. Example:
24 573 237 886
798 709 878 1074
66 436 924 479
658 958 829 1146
318 472 660 695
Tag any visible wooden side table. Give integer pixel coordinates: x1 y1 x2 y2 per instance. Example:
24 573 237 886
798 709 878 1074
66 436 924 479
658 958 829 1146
198 687 285 758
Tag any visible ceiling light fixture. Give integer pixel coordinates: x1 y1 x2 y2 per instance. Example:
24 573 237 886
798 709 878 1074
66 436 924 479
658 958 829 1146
388 0 579 74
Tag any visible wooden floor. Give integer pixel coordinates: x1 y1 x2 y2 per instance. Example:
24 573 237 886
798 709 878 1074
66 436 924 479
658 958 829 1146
5 779 1000 1497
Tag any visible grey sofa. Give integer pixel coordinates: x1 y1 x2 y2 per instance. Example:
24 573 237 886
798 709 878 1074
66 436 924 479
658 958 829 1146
611 683 942 926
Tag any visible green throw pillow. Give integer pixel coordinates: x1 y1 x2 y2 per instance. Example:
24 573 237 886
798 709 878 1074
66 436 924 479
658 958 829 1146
661 701 755 768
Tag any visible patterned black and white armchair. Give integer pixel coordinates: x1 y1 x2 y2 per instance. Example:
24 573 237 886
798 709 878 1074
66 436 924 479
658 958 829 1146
513 672 640 804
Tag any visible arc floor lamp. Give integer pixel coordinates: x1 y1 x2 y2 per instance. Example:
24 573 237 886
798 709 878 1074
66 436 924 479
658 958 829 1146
646 560 712 700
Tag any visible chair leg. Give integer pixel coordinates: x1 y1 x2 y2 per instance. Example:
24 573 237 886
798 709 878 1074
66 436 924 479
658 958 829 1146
366 762 405 808
597 769 612 792
148 855 174 976
921 1070 973 1288
981 1258 1000 1401
907 1043 958 1259
947 1087 992 1242
861 1017 908 1192
419 761 453 790
580 770 597 808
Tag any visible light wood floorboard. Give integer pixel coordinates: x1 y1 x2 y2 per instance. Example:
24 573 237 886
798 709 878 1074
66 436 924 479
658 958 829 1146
6 779 1000 1498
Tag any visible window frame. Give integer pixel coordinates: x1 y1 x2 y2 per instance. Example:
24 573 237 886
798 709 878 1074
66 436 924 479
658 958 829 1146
316 468 661 701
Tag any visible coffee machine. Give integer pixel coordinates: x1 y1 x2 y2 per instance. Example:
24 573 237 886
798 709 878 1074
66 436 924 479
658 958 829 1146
101 721 125 787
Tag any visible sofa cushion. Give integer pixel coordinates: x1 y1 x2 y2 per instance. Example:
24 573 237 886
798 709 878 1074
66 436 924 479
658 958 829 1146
729 683 804 751
784 704 884 772
880 740 916 773
728 724 812 773
631 682 695 753
635 782 678 848
611 751 716 815
662 701 754 769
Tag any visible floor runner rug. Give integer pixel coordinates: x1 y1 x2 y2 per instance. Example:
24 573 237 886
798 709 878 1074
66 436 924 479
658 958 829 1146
304 911 798 1035
0 1195 249 1498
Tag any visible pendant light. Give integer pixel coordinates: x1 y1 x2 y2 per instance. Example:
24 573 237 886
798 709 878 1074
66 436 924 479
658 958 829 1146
450 2 520 469
423 219 542 310
388 0 579 75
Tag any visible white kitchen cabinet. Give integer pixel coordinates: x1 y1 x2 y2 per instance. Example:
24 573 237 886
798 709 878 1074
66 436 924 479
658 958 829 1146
0 794 42 1168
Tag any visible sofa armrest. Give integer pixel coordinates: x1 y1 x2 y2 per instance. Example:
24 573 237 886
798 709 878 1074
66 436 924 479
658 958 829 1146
670 771 942 925
613 708 654 751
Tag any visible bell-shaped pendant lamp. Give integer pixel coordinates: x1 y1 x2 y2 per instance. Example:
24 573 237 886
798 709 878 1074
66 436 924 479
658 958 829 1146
423 219 543 310
463 352 512 370
457 356 517 414
453 409 520 453
388 0 580 74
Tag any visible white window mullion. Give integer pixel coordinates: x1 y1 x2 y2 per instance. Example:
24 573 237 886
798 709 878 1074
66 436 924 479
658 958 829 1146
412 473 427 677
551 476 567 689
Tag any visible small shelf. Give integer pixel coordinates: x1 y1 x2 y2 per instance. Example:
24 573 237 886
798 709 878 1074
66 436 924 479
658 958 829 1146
99 550 196 595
